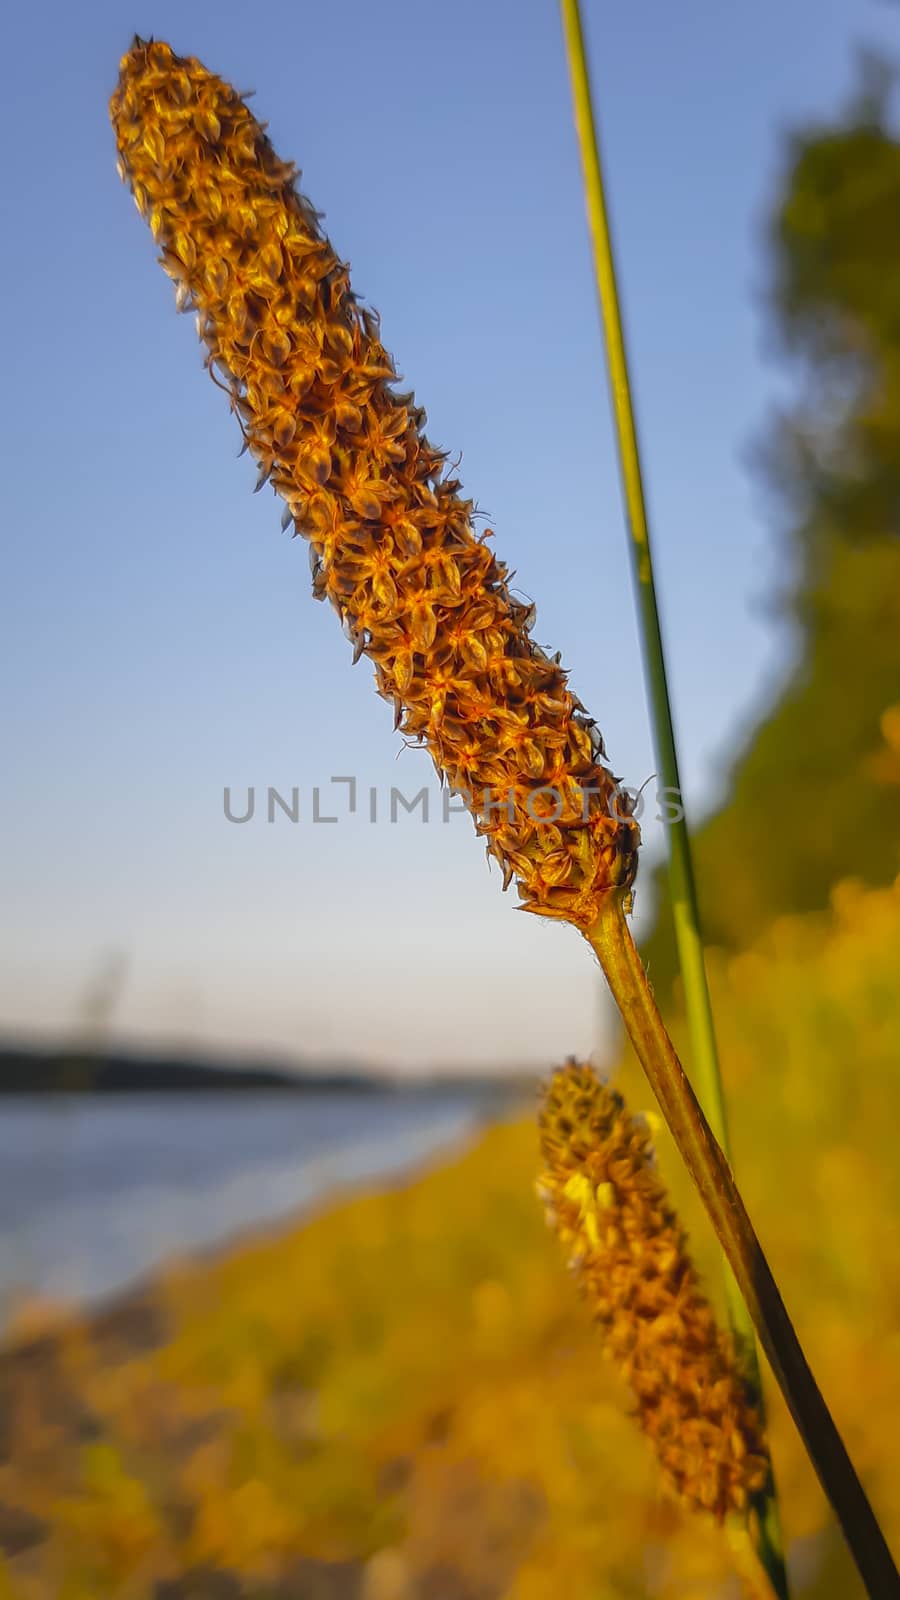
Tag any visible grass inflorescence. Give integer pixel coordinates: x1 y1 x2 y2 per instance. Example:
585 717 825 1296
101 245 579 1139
111 37 639 930
538 1062 768 1521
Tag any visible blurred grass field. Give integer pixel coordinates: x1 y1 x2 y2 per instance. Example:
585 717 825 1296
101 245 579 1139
1 875 899 1598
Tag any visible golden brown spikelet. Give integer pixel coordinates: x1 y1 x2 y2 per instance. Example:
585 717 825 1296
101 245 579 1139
109 37 640 928
538 1061 769 1521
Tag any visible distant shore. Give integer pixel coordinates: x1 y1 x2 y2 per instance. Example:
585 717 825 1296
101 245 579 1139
0 1039 539 1096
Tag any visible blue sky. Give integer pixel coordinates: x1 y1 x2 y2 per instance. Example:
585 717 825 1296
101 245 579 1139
1 0 893 1072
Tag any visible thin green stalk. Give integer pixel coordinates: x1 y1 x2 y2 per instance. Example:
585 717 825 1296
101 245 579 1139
559 2 790 1593
589 897 900 1599
557 0 743 1221
560 7 900 1591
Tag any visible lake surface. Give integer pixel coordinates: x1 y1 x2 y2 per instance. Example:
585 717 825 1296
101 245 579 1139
0 1090 495 1324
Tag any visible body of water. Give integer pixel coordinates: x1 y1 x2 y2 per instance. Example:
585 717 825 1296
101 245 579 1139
0 1089 494 1324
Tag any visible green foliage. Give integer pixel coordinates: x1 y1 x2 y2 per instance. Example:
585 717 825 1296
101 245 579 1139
642 58 900 993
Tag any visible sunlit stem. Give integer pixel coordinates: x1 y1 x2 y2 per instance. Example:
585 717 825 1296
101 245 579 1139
588 895 900 1598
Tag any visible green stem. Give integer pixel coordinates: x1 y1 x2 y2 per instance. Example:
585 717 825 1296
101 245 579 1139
589 898 900 1598
556 0 738 1183
560 2 839 1593
557 0 740 1213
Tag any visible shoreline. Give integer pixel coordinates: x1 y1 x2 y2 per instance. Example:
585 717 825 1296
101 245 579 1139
0 1089 527 1330
0 1108 504 1357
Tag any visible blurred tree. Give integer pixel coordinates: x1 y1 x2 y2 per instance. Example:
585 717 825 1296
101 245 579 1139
642 54 900 995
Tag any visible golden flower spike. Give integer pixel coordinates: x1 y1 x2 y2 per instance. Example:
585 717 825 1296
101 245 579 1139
538 1061 768 1521
111 39 900 1596
110 36 639 931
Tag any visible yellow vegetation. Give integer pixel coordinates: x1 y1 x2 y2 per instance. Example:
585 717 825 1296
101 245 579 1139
1 876 899 1595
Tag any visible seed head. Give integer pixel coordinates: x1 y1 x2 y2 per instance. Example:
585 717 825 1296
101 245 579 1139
538 1061 769 1520
110 39 640 928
